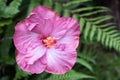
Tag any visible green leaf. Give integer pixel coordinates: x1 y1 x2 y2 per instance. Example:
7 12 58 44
27 0 40 15
0 28 3 33
0 19 12 26
0 24 14 56
14 66 31 80
77 58 93 72
78 52 96 64
76 72 95 79
0 76 9 80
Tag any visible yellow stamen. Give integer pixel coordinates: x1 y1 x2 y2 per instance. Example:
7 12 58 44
43 37 56 48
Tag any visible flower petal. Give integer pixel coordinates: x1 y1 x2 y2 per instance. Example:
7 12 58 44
25 6 57 36
51 18 69 39
13 20 42 53
16 50 47 74
25 14 44 31
31 19 54 37
30 6 58 19
58 17 80 48
45 45 77 74
25 46 47 65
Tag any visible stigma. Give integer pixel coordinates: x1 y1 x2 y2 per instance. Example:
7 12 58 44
43 37 57 48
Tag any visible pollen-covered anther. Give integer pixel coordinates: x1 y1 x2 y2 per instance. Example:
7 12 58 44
43 37 57 48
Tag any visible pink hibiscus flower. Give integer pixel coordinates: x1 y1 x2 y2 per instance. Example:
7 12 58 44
13 6 80 74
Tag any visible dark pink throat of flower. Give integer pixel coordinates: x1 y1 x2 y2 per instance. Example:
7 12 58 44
42 37 57 48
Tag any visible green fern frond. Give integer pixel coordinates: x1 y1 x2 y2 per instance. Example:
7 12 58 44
87 15 113 24
99 23 115 26
46 70 95 80
0 0 22 18
63 0 92 8
0 0 6 10
54 3 62 15
43 0 52 8
79 9 109 17
80 17 120 50
61 1 120 52
72 6 111 13
63 9 70 17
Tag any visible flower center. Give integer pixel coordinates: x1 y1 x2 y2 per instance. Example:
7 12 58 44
42 37 57 48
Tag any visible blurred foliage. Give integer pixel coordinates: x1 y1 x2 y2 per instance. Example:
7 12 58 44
0 0 120 80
